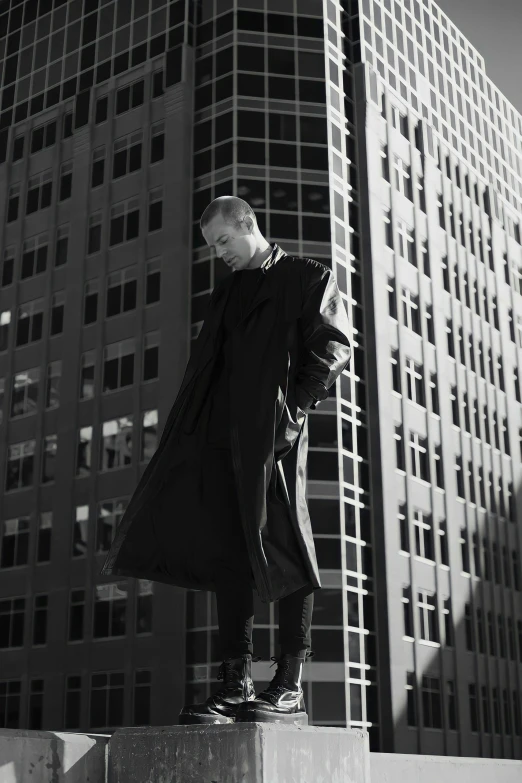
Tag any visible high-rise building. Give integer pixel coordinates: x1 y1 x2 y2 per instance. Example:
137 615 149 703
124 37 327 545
0 0 520 760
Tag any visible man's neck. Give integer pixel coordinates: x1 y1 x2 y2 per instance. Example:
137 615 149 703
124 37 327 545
248 243 273 270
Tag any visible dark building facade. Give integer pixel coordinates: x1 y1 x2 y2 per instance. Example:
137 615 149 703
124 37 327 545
0 0 520 759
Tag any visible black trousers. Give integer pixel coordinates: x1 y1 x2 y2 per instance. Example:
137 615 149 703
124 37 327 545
216 580 314 660
201 440 314 659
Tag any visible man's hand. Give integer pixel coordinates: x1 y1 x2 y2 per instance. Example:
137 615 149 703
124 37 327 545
295 385 316 414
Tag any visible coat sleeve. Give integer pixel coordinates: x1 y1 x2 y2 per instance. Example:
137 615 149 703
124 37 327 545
295 260 352 411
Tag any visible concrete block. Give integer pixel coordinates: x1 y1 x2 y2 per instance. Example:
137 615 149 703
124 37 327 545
108 724 370 783
0 729 109 783
370 752 522 783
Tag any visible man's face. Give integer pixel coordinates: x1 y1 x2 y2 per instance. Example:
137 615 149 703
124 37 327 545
202 214 255 271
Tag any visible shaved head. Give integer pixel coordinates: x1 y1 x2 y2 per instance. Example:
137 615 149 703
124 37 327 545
199 196 257 233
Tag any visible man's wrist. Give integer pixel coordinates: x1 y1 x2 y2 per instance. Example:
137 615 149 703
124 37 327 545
295 385 316 413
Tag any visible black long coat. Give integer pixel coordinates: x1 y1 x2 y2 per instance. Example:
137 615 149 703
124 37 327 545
99 244 352 603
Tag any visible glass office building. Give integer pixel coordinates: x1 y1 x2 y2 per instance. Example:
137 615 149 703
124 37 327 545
0 0 520 758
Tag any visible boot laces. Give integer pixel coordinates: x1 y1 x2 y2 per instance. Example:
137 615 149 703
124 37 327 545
217 655 261 684
266 651 315 697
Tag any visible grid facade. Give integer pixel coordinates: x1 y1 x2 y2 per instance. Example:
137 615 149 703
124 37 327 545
359 0 522 216
0 0 194 734
356 0 522 758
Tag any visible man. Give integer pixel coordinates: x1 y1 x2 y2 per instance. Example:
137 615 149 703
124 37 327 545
100 196 352 726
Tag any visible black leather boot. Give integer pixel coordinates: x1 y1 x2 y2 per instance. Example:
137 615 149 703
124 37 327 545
179 653 260 725
235 651 314 725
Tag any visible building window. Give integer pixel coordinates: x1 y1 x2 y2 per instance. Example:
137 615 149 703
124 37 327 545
0 680 22 728
402 586 414 639
12 134 24 162
141 410 158 463
391 349 401 393
487 610 497 656
50 292 65 336
32 595 48 646
417 590 438 643
7 184 20 223
422 675 442 729
397 219 416 264
398 504 409 553
46 360 61 409
136 580 153 635
106 268 137 317
405 359 425 407
115 79 145 116
442 597 453 646
383 208 393 248
72 506 89 559
100 416 133 471
59 161 72 201
394 424 406 471
133 670 151 726
481 685 491 733
41 434 57 484
152 69 164 99
143 332 159 381
387 276 397 319
76 426 93 477
89 671 125 731
21 233 48 279
1 518 30 569
5 440 36 491
68 590 85 643
409 432 429 482
0 597 25 649
145 259 161 305
28 679 44 730
11 368 40 418
150 122 165 164
93 583 128 640
16 299 44 346
36 512 52 564
413 511 434 560
447 680 457 730
401 288 421 334
80 350 96 399
83 281 99 325
109 197 140 246
393 155 413 200
64 675 82 730
102 339 135 393
91 147 105 188
148 187 163 232
2 246 15 287
113 131 142 180
468 682 478 731
88 212 102 255
406 671 417 726
25 171 52 215
492 687 501 734
96 499 127 555
95 96 108 124
438 520 449 566
503 689 512 735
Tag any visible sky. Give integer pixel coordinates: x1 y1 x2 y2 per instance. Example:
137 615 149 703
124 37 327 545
435 0 522 115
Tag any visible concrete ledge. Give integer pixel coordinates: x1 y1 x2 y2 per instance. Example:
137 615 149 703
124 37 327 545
108 724 370 783
0 729 110 783
371 752 522 783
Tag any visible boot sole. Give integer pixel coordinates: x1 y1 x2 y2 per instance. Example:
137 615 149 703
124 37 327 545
179 712 236 725
236 710 308 725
